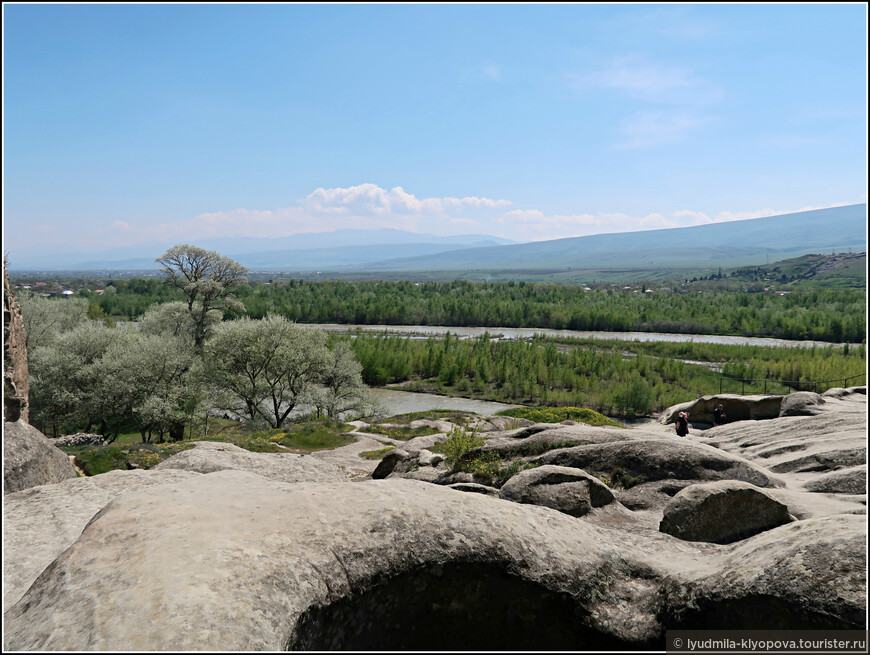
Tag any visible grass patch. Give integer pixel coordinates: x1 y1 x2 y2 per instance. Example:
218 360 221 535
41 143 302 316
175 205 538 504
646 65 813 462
593 467 648 489
363 424 440 440
450 451 542 487
496 406 624 428
56 417 356 474
60 442 194 476
276 420 355 452
359 446 396 460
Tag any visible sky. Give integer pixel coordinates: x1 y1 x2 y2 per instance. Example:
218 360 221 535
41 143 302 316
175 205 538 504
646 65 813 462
2 2 867 255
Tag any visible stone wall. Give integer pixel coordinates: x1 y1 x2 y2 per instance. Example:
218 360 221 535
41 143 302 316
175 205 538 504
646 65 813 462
3 260 29 423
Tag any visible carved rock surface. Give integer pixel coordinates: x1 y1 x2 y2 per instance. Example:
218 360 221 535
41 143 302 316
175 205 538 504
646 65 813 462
3 421 77 493
4 473 864 651
661 394 783 426
659 480 793 544
3 262 29 423
499 465 615 517
3 468 198 610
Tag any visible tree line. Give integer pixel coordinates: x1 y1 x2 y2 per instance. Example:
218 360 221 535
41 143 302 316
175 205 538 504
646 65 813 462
77 278 866 343
338 331 866 418
21 246 377 441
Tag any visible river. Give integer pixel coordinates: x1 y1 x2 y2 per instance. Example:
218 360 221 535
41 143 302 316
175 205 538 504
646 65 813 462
113 320 859 349
307 323 862 350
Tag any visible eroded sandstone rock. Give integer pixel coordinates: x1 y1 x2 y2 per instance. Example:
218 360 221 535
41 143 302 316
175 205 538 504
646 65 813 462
659 480 793 544
661 394 784 426
536 438 776 488
499 464 615 517
779 392 826 417
4 473 864 651
804 465 867 495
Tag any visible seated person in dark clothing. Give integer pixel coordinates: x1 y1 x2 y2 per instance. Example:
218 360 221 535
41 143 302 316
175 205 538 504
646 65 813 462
675 411 689 436
713 404 726 425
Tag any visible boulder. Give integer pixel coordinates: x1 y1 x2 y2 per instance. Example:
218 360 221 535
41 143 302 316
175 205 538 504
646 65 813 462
153 441 347 484
402 467 442 483
3 468 199 610
779 392 826 417
4 473 863 651
611 479 697 512
659 480 793 544
4 421 77 493
537 439 776 488
499 465 615 517
804 465 867 495
52 432 107 447
485 415 536 430
417 449 444 467
436 471 475 485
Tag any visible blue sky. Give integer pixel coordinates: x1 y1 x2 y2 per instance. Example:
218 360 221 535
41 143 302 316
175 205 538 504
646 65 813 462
3 3 867 254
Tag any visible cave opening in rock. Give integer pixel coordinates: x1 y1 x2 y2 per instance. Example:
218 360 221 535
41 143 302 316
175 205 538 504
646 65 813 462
287 562 637 651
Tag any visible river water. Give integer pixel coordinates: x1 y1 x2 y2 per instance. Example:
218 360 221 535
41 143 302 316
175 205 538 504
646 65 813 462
368 388 519 416
308 323 861 350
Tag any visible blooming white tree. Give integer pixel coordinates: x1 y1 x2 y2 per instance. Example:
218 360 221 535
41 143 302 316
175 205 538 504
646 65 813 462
19 295 89 350
203 315 333 428
155 244 248 349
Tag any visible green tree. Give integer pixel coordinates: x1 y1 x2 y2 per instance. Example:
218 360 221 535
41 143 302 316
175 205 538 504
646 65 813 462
203 315 330 428
315 341 382 419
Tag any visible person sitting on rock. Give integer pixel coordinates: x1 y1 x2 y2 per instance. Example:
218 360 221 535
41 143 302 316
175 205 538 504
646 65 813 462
675 411 689 437
713 404 727 425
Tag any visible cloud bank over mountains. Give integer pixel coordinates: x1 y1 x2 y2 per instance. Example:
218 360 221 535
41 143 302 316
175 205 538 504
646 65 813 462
16 183 861 254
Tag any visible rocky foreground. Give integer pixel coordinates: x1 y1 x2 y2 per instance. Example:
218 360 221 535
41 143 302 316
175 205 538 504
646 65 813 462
3 388 867 650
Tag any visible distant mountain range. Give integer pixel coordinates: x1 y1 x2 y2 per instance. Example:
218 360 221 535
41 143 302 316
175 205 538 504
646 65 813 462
347 204 867 273
7 204 866 274
6 229 515 271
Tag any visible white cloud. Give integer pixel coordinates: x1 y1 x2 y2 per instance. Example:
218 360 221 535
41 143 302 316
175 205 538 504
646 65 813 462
567 54 723 149
615 111 711 149
483 64 500 79
301 184 510 217
568 55 723 106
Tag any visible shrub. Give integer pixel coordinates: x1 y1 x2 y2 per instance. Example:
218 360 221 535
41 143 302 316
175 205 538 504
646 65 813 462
439 425 485 467
496 406 623 427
